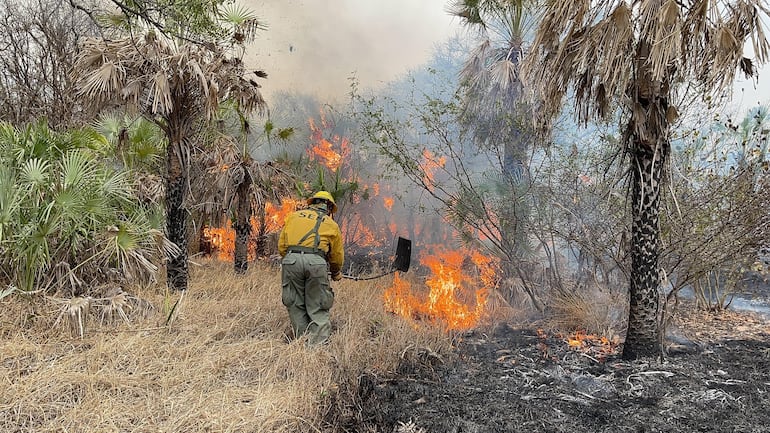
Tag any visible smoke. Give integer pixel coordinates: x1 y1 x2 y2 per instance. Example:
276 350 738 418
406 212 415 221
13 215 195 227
243 0 457 103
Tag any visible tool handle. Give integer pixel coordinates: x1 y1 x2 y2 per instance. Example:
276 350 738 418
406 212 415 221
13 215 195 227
341 269 396 281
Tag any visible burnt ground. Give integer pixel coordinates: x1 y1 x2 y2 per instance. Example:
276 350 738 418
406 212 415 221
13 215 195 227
347 303 770 433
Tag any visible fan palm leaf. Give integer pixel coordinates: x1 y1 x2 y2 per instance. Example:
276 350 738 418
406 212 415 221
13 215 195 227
0 120 168 292
219 3 266 42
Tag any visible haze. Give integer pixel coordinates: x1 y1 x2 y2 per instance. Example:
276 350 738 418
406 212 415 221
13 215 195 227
243 0 458 103
243 1 768 112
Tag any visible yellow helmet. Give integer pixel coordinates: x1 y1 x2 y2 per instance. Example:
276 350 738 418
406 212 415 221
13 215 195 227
307 190 337 213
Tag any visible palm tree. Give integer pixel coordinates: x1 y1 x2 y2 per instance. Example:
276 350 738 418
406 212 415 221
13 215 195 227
73 6 267 290
194 114 295 273
523 1 769 359
0 120 170 293
447 0 542 268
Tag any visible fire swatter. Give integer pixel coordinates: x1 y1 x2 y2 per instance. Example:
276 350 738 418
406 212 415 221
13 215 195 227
342 236 411 281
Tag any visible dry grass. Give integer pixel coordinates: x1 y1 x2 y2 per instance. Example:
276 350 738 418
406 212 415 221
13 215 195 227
545 287 627 341
0 259 452 433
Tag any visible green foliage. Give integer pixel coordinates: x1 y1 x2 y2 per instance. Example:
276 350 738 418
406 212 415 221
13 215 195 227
0 120 169 292
104 0 227 40
94 113 166 172
88 0 268 50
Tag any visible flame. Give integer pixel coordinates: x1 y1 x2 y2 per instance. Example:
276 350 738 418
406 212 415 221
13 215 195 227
342 213 382 248
382 273 422 320
384 247 498 331
265 198 302 233
308 117 350 171
202 220 238 261
564 330 620 357
310 138 343 171
202 197 302 261
420 150 446 190
383 196 394 211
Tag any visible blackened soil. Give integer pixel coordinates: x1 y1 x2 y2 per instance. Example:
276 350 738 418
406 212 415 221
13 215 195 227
348 305 770 433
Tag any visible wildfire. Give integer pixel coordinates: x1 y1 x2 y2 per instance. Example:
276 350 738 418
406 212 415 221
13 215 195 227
342 213 382 248
388 222 397 235
308 117 349 171
202 197 302 261
420 150 446 190
383 247 499 331
265 198 302 233
202 220 238 261
564 330 620 358
383 196 394 211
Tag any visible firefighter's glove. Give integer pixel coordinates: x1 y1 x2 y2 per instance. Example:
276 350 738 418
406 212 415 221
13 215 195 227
331 272 343 281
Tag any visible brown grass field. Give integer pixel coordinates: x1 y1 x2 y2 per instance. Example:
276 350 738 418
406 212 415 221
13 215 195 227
0 259 461 433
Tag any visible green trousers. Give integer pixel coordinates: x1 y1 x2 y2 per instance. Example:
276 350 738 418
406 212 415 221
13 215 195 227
280 252 335 345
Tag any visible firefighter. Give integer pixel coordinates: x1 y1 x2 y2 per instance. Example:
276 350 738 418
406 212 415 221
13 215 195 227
278 191 344 345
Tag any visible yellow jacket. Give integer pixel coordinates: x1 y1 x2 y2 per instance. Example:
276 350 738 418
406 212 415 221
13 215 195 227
278 206 344 274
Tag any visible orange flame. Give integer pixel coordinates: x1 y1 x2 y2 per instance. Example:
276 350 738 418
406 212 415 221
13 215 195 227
308 118 350 171
202 220 239 261
265 198 302 233
203 218 257 262
311 138 343 171
202 197 303 261
382 273 422 320
342 213 382 248
383 196 394 211
420 150 446 190
564 330 620 357
383 247 498 331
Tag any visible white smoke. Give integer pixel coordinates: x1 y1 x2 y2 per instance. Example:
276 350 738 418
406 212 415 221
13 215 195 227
242 0 458 103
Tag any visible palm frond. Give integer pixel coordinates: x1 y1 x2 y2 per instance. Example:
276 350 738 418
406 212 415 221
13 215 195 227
61 150 93 191
219 4 267 43
19 158 50 188
150 70 173 114
0 164 21 243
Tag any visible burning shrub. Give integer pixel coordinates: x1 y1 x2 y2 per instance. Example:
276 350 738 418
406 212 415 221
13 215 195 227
383 246 499 331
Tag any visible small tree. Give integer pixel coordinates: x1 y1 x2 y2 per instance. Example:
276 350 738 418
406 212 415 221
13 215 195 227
73 5 267 290
194 113 295 273
448 0 543 266
0 0 96 126
663 106 770 310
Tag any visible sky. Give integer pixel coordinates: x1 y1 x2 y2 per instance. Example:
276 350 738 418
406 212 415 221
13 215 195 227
243 1 769 114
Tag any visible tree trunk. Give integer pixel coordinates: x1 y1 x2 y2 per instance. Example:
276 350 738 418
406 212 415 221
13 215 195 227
623 140 666 359
166 139 189 291
255 195 268 258
233 172 252 274
622 40 670 360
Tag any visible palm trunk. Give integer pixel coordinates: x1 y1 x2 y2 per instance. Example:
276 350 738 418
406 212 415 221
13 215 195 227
233 172 252 274
499 97 533 276
622 40 670 360
624 138 666 359
166 139 189 291
255 196 268 258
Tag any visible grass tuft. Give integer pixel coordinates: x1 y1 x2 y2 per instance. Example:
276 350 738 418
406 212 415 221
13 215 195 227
546 287 626 340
